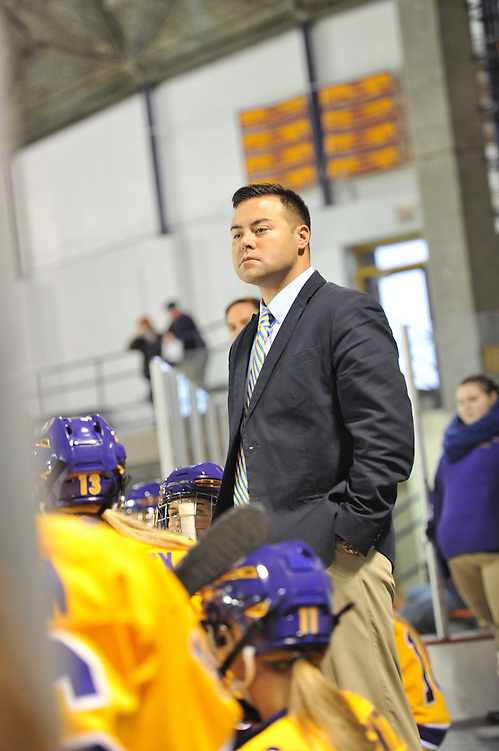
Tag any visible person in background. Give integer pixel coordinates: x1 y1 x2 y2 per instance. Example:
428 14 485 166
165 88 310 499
163 301 208 386
128 315 162 400
393 611 451 749
151 461 225 622
426 373 499 729
155 462 223 541
225 297 260 343
213 182 420 750
33 413 196 566
396 578 477 635
201 538 407 751
122 479 162 526
33 414 240 750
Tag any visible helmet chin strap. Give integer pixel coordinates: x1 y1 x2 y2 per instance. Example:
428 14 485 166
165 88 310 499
219 618 266 676
219 599 279 676
178 502 197 540
37 458 66 511
241 645 256 687
225 646 257 717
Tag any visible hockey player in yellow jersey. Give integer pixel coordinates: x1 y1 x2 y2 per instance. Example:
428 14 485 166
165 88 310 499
104 461 225 581
394 612 451 749
34 413 195 575
145 459 224 574
39 512 240 751
33 413 268 751
122 479 162 526
154 461 223 539
201 539 407 751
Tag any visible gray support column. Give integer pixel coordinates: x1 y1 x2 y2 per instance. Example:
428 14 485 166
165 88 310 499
397 0 499 406
0 20 58 748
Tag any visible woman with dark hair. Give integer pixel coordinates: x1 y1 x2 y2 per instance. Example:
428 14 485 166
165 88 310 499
427 373 499 724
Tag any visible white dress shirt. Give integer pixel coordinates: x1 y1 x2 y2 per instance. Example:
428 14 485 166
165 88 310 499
246 266 316 384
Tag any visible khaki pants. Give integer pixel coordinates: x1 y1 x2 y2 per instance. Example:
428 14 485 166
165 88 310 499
449 552 499 652
322 542 421 751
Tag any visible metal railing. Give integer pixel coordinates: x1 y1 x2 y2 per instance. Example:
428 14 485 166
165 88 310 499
32 330 449 637
32 340 231 435
34 349 157 434
150 357 229 472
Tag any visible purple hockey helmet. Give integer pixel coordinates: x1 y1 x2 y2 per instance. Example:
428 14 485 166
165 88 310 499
201 539 334 664
123 480 161 525
34 414 127 512
154 462 223 534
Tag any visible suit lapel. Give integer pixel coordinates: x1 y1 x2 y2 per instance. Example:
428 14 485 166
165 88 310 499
245 271 326 421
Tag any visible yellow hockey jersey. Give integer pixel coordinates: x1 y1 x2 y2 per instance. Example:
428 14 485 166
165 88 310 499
394 612 451 749
235 690 407 751
145 541 202 619
37 513 241 751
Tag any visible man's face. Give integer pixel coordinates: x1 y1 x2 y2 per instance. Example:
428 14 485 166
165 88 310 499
168 306 180 321
230 195 310 299
226 301 259 342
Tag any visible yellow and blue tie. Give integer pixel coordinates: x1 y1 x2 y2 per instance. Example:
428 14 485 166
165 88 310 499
233 307 273 506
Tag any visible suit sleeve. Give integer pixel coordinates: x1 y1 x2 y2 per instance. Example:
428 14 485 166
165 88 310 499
330 292 414 553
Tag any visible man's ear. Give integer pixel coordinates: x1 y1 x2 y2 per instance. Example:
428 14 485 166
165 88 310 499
296 224 310 253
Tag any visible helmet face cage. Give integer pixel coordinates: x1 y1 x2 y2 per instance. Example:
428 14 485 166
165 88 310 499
34 415 127 511
202 540 334 657
154 462 223 539
123 480 161 526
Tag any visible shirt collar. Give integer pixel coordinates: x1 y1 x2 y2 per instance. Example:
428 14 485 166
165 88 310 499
264 267 315 325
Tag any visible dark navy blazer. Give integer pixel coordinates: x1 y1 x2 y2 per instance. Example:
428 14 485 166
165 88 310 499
213 271 414 568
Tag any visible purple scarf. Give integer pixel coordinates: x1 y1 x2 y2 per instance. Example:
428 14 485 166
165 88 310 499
443 398 499 463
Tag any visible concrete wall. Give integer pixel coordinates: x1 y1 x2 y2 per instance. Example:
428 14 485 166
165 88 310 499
427 635 499 721
11 0 424 395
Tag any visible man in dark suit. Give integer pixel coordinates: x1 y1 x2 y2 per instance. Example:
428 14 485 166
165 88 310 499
212 183 421 750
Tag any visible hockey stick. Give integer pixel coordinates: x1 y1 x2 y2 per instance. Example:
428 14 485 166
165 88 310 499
173 503 271 597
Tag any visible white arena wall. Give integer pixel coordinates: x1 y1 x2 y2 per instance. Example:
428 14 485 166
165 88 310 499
10 0 421 392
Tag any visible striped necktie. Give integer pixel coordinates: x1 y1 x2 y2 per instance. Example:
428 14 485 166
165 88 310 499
233 307 273 506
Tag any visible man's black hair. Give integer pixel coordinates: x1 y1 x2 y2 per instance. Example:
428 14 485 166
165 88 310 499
225 297 260 317
232 183 311 233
